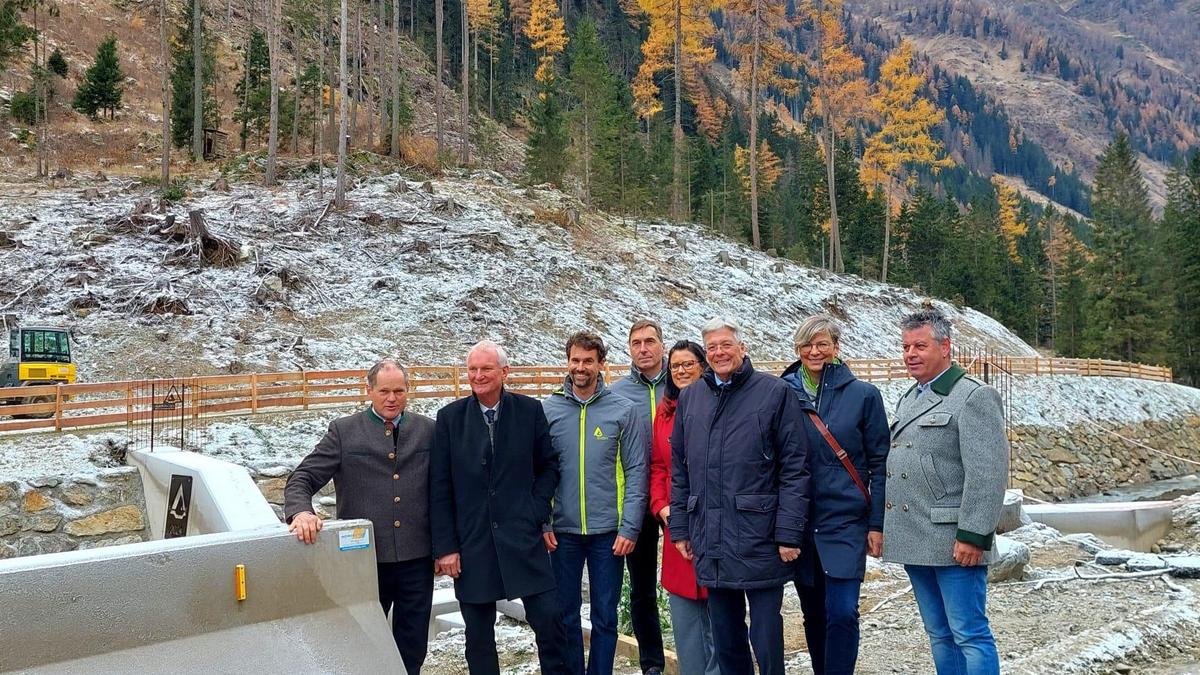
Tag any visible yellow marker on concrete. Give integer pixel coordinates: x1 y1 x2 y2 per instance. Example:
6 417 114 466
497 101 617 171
235 564 247 601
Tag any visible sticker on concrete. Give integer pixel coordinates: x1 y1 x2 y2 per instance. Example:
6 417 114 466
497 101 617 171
165 474 193 538
338 527 370 551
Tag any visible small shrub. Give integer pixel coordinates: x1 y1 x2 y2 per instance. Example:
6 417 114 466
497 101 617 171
9 91 37 126
398 135 441 174
160 180 187 202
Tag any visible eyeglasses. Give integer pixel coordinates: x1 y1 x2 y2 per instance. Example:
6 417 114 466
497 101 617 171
669 360 700 372
799 341 836 352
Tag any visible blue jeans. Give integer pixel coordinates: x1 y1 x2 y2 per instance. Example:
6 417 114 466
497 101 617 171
905 564 999 675
794 547 862 675
552 532 624 675
667 593 720 675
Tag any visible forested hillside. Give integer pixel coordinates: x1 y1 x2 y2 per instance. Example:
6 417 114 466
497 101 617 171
0 0 1197 384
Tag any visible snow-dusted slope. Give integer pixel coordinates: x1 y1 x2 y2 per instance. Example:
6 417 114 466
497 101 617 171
0 171 1035 381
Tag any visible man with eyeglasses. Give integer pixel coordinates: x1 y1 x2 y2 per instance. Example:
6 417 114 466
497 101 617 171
429 340 569 674
609 319 668 675
669 318 810 675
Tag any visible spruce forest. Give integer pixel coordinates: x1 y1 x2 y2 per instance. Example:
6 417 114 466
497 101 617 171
1 0 1198 384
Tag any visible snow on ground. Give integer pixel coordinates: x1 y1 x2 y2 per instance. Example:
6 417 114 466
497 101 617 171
0 170 1034 385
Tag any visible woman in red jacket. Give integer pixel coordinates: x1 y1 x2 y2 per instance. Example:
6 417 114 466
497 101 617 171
650 339 719 675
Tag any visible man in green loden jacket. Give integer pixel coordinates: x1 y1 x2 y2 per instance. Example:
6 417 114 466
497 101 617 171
543 331 649 675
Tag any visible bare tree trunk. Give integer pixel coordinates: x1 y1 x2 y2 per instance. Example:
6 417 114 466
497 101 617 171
317 10 326 197
748 2 762 249
410 0 414 36
378 0 389 150
488 44 494 118
160 0 171 185
365 1 375 151
826 122 844 272
435 0 444 155
392 0 401 158
460 0 469 164
350 0 360 150
266 0 281 185
34 1 48 178
671 0 683 222
292 58 301 155
336 0 349 208
880 184 892 282
193 0 204 162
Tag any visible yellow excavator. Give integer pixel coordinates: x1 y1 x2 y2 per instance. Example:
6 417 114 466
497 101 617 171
1 325 76 418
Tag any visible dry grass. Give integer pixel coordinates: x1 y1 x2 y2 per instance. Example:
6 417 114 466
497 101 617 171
397 135 440 175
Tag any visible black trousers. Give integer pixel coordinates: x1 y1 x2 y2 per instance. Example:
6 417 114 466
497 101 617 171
378 557 434 675
459 588 570 675
626 513 665 672
707 585 785 675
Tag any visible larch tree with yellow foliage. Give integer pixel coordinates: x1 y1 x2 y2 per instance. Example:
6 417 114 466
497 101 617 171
734 139 783 195
467 0 503 116
806 0 868 272
524 0 570 184
525 0 567 86
726 0 800 248
993 177 1028 262
631 0 720 222
861 40 951 282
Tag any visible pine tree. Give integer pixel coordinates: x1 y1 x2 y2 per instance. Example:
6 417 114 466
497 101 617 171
72 36 124 119
525 80 570 185
862 41 951 282
1163 151 1200 384
234 30 270 148
566 19 616 204
0 2 33 70
170 0 217 150
726 0 799 248
1083 134 1163 362
47 47 66 77
806 0 868 273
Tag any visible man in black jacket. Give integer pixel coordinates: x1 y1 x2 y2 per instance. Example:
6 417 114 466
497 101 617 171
285 358 435 674
670 318 810 675
429 340 568 674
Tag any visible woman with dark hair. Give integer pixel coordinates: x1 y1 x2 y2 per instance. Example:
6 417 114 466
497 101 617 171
781 315 890 675
648 339 719 675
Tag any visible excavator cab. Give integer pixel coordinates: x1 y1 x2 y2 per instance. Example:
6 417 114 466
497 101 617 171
1 327 76 416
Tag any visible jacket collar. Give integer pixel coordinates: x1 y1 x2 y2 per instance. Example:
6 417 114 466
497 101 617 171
928 363 967 396
627 359 668 387
556 373 609 406
780 359 854 390
701 357 754 392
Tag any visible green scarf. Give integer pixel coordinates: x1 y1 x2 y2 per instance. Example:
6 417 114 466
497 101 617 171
801 358 842 398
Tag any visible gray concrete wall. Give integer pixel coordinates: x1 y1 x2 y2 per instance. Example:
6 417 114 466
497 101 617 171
0 519 404 674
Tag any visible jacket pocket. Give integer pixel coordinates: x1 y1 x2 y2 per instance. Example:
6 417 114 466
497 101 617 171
918 412 953 427
929 506 960 524
920 453 949 501
735 494 778 557
686 495 699 512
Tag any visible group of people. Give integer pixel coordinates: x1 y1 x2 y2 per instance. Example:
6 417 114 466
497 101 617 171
283 308 1010 675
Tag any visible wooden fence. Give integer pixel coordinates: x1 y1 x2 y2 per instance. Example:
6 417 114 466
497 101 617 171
0 357 1173 435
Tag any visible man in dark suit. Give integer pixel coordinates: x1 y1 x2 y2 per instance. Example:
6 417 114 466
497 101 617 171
429 340 568 674
284 358 435 674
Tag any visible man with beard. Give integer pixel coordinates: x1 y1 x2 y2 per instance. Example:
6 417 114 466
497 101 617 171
543 331 648 675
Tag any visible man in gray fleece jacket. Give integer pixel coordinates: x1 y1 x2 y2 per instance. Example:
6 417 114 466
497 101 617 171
543 331 648 675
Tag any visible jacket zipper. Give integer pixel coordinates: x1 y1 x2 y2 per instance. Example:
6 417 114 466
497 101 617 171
578 403 588 534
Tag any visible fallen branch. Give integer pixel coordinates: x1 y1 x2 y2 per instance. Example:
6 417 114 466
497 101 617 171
0 264 60 311
1011 566 1169 592
309 200 333 232
865 585 912 614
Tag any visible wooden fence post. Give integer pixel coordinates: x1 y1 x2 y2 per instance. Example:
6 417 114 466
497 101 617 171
251 374 259 414
302 370 310 410
453 367 461 397
126 384 134 428
54 384 63 432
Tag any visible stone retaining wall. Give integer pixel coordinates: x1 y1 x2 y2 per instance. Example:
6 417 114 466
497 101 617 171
0 467 149 559
1010 416 1200 500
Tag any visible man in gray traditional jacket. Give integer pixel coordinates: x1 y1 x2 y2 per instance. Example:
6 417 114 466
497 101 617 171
284 358 435 674
883 310 1008 675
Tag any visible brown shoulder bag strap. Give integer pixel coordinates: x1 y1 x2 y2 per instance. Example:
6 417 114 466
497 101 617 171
804 410 870 504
